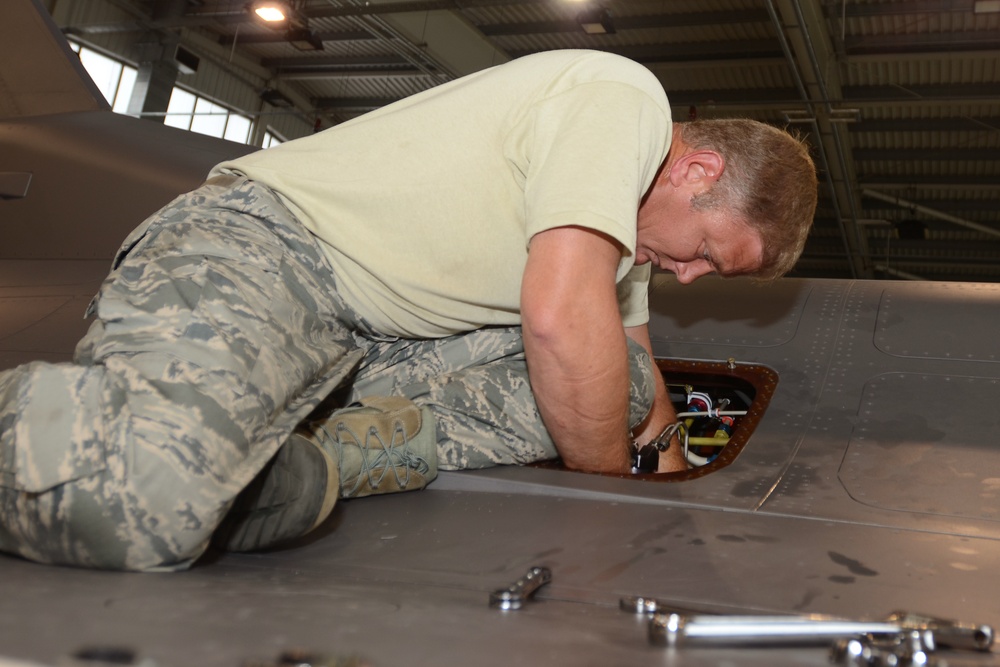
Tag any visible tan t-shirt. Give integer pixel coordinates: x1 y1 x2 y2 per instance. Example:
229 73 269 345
212 50 672 338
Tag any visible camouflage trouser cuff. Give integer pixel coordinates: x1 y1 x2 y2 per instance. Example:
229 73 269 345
627 338 657 430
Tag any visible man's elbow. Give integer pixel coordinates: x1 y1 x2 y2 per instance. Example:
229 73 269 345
521 295 571 350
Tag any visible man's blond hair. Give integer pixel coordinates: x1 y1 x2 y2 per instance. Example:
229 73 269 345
679 119 818 281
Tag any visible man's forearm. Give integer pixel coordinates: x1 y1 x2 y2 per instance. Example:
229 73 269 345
520 226 634 474
523 323 633 473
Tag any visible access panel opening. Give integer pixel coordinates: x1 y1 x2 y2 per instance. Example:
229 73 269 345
532 358 777 482
647 358 776 482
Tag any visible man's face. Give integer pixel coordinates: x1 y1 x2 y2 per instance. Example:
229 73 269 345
635 192 764 284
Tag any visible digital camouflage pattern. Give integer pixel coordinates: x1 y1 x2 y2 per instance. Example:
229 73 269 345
342 329 656 470
0 177 655 572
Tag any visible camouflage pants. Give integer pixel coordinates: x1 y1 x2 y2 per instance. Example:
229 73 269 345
0 177 656 571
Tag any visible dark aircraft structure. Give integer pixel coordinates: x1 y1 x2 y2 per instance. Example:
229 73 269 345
2 1 1000 666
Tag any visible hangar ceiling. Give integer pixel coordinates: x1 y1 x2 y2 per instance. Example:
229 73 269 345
57 0 1000 282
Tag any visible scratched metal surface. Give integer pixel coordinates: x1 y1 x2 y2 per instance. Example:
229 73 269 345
3 266 1000 666
1 489 999 667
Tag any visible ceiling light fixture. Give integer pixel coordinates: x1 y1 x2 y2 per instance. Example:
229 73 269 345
973 0 1000 12
260 88 294 108
577 7 616 35
247 1 325 51
287 28 325 51
248 1 294 26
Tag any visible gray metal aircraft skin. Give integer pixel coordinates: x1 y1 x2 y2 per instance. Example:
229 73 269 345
2 2 999 666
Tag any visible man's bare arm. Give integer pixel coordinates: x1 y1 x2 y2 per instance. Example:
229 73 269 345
521 226 631 473
625 324 687 472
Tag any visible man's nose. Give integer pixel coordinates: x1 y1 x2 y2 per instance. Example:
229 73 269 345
674 261 714 284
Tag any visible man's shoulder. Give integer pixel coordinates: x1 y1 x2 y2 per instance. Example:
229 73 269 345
509 50 665 101
513 49 635 66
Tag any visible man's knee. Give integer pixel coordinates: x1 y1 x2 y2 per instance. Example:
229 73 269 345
0 362 227 571
0 472 211 572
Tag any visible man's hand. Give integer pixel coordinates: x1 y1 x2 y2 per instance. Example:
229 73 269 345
521 226 632 473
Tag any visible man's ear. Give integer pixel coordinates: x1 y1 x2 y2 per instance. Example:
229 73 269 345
667 150 725 190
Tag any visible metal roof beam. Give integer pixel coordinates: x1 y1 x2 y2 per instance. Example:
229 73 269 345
843 83 1000 102
276 68 423 80
769 0 871 278
835 0 977 17
663 88 801 108
859 175 1000 188
643 57 788 72
851 117 1000 133
863 239 1000 256
217 30 376 45
877 261 1000 276
622 83 1000 108
261 54 413 69
845 49 1000 64
844 31 1000 55
352 0 509 80
862 189 1000 239
313 96 393 111
854 148 1000 162
861 196 1000 214
480 9 771 36
75 0 547 32
509 41 783 63
302 0 548 19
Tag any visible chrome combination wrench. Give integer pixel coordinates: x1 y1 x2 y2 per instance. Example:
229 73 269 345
622 597 993 665
488 566 552 611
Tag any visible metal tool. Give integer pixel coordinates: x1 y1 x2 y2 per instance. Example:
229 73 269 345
649 612 903 647
831 630 939 667
886 610 995 652
645 608 994 667
242 650 371 667
488 566 552 611
619 596 714 617
65 647 159 667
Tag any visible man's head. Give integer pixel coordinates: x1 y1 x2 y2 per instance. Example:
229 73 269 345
636 119 818 283
676 119 818 281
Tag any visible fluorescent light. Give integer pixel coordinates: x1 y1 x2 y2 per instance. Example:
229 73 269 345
255 7 286 21
974 0 1000 12
249 1 293 23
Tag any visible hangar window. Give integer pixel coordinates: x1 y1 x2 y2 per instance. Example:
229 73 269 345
68 41 136 113
164 89 254 144
262 130 284 148
70 40 260 146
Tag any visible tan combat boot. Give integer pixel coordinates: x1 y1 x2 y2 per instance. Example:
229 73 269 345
214 396 436 553
309 396 438 499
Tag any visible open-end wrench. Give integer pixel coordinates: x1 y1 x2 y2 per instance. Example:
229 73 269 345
488 566 552 611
